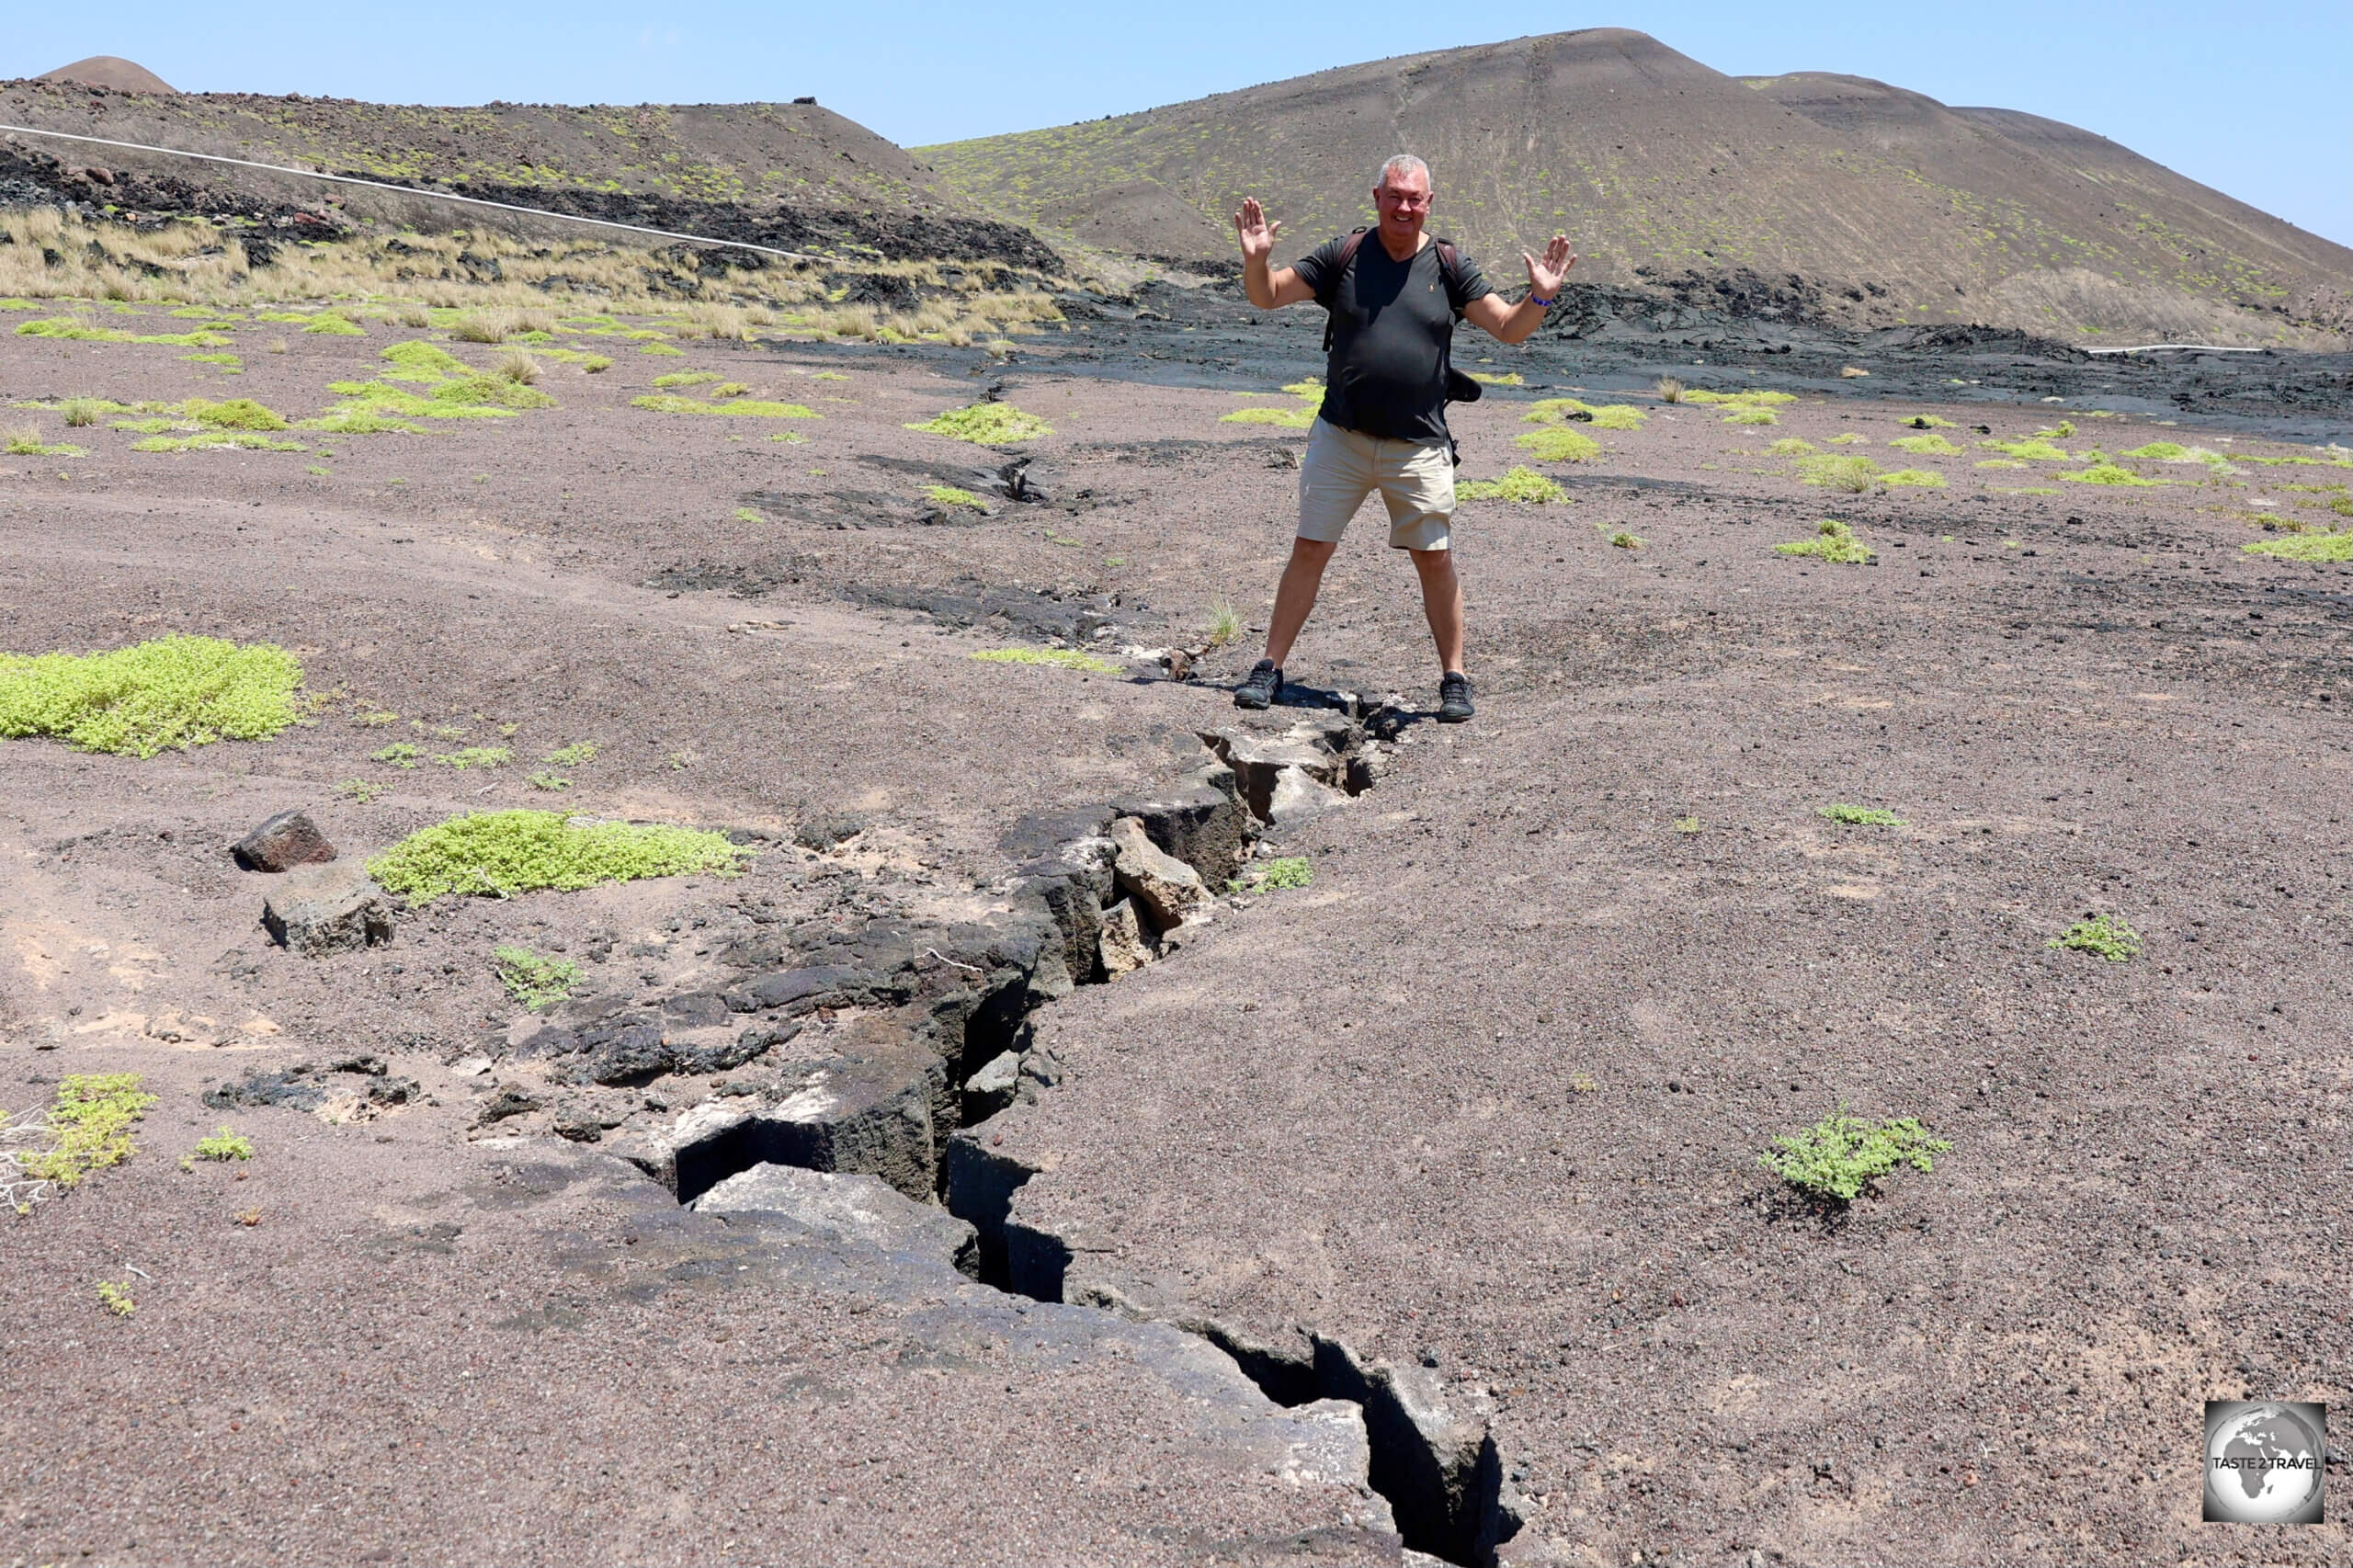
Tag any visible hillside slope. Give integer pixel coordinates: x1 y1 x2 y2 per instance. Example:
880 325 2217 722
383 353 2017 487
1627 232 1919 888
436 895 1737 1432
920 28 2351 344
0 74 1060 267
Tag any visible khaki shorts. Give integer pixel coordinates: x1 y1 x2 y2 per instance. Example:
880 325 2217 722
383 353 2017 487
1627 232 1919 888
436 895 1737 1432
1296 417 1454 551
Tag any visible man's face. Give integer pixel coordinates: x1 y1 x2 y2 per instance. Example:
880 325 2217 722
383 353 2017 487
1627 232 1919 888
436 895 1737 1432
1373 170 1432 241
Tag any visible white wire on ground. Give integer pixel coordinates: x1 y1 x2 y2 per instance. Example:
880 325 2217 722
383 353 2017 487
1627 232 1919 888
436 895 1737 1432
0 120 832 264
2079 343 2266 354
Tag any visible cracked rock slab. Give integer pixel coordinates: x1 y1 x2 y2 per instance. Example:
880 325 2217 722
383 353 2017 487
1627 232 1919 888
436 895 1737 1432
259 861 394 957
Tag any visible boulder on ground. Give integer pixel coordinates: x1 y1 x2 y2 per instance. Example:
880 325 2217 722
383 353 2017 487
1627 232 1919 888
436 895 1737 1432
233 809 336 871
1097 897 1154 975
1108 816 1211 929
693 1161 979 1272
260 862 392 956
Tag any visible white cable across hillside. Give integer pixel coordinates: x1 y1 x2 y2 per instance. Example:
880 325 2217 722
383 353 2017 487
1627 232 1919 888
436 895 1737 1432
2080 343 2265 354
0 120 831 263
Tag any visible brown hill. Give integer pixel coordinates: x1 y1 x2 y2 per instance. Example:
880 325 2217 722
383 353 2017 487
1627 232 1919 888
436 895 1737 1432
919 28 2352 345
0 75 1059 268
39 55 176 94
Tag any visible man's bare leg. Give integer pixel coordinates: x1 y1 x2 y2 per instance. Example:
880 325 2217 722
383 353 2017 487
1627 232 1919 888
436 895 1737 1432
1408 545 1466 674
1263 536 1337 667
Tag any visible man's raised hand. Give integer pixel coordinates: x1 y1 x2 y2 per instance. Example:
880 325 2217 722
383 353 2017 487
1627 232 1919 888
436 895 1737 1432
1522 233 1576 298
1233 197 1281 263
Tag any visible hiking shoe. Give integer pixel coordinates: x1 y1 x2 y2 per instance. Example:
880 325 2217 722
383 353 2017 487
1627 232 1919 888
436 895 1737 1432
1438 671 1474 723
1234 659 1283 710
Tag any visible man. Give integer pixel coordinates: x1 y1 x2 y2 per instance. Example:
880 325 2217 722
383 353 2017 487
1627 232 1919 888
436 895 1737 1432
1231 154 1574 722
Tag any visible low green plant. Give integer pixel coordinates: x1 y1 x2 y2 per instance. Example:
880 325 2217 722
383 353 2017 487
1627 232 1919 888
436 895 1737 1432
493 945 580 1010
1817 802 1904 825
1775 519 1872 563
2041 420 2077 438
131 432 306 453
1723 406 1778 426
527 770 572 790
1673 816 1700 834
1608 530 1643 550
924 484 989 510
303 312 365 336
372 742 422 768
381 341 471 383
652 370 722 389
3 1074 157 1210
1220 404 1317 428
433 745 511 769
541 741 598 767
1517 427 1602 463
733 506 763 523
1976 458 2028 469
1980 437 2072 461
1826 432 1868 446
2049 913 2141 961
2245 531 2353 562
17 317 231 347
631 394 818 418
1525 398 1646 430
0 636 301 757
1796 454 1881 493
640 341 686 356
1768 437 1815 456
58 398 105 427
182 398 289 431
97 1280 136 1316
1205 603 1242 648
1280 379 1324 399
366 809 749 903
2059 461 2161 486
1231 856 1313 892
335 778 383 801
193 1127 253 1161
2 428 84 457
1457 466 1568 503
1759 1108 1949 1203
1891 434 1964 456
1881 468 1947 488
1902 415 1957 429
969 647 1122 674
1466 370 1522 386
905 402 1051 444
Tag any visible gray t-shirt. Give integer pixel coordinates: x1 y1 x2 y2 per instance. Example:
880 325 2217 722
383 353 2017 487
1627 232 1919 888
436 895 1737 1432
1292 233 1491 443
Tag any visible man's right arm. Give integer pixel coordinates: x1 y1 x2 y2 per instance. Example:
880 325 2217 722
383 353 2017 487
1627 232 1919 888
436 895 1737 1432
1234 198 1318 309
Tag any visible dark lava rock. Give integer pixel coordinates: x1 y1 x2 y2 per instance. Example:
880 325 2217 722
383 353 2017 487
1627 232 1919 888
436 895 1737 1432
794 813 869 852
232 809 336 872
260 863 393 957
475 1085 542 1125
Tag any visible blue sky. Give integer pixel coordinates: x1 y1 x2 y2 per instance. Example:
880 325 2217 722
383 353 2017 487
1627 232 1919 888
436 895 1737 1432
10 2 2347 244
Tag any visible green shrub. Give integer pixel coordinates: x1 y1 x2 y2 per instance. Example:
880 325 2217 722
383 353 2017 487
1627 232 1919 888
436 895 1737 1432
1980 437 2072 460
372 742 422 768
1608 530 1643 549
1826 432 1869 446
541 741 598 767
1775 519 1871 563
1881 468 1947 488
1220 405 1317 428
1768 437 1815 456
493 945 580 1009
17 317 230 347
367 810 749 903
96 1280 137 1316
1457 466 1568 503
1818 802 1903 825
2059 461 2161 486
1516 427 1602 463
2049 914 2141 961
380 340 472 383
131 433 305 453
1891 433 1963 456
303 313 366 336
184 398 289 431
631 394 818 418
924 484 989 509
1797 454 1881 492
0 636 301 757
432 745 511 769
1723 406 1778 426
193 1127 253 1161
1466 370 1522 386
6 1074 157 1208
969 647 1121 674
1759 1108 1949 1202
2245 531 2353 562
1231 856 1313 892
652 370 722 389
905 402 1051 444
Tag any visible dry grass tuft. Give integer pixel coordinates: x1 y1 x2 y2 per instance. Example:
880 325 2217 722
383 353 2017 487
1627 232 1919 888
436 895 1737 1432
494 351 541 386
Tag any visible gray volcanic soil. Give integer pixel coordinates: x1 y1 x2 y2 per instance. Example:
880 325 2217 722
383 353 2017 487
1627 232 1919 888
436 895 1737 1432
3 304 2351 1564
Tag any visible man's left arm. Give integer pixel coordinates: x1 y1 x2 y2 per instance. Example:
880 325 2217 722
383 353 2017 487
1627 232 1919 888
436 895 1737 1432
1461 234 1575 346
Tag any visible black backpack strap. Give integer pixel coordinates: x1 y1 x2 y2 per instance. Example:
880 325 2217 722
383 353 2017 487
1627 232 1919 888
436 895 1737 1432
1318 228 1369 352
1434 239 1466 316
